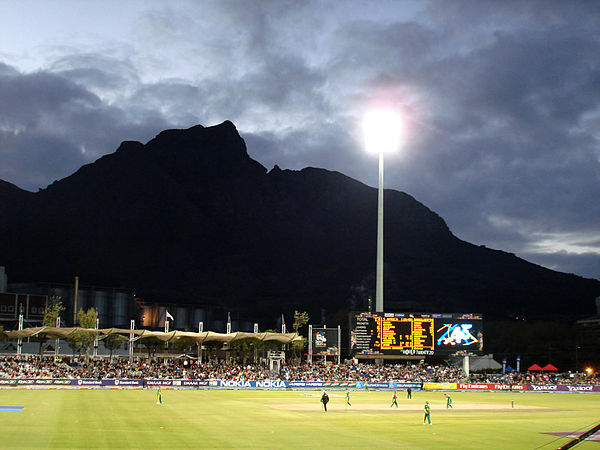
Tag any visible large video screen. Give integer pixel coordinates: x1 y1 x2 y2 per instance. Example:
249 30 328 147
350 312 483 356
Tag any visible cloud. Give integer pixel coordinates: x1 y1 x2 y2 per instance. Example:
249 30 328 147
521 250 600 281
0 62 170 190
0 1 598 280
49 53 142 101
316 3 600 281
0 62 18 76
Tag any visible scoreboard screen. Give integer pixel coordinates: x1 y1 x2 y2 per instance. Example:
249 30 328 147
350 312 483 356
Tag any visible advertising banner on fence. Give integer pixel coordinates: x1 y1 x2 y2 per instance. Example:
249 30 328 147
2 378 598 392
321 381 355 388
422 382 457 390
146 379 174 387
145 379 208 387
112 379 142 387
457 383 526 391
212 380 289 389
527 384 600 392
1 379 72 386
389 382 422 390
73 379 142 387
288 381 325 388
355 381 421 390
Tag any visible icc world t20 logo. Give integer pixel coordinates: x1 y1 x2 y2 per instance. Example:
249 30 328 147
314 331 327 348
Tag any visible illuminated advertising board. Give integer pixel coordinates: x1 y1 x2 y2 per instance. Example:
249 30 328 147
350 312 483 356
310 327 340 356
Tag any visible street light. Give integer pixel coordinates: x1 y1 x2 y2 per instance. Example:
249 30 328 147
363 109 403 313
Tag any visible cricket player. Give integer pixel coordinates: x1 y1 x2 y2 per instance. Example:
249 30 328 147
445 393 453 409
390 390 398 408
423 401 431 425
407 387 412 399
156 387 163 405
321 391 329 412
345 388 352 407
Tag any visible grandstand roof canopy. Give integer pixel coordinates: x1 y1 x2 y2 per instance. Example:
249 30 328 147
2 326 303 344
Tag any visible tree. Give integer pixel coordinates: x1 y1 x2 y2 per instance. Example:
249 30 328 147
103 333 127 362
254 330 283 359
66 307 98 361
293 311 310 334
43 296 65 326
139 336 166 358
291 337 307 364
229 338 261 364
39 296 65 356
172 336 197 355
291 312 310 362
0 324 5 342
66 336 81 357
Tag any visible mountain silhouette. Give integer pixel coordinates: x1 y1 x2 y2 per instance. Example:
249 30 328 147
1 121 598 322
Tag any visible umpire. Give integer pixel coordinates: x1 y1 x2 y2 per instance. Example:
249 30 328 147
321 391 330 412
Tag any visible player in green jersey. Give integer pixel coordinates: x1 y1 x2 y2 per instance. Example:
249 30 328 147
390 390 398 407
345 388 352 407
423 401 431 425
445 393 453 408
156 387 163 405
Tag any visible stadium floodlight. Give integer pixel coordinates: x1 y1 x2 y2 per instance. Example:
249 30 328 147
363 109 403 313
363 109 403 155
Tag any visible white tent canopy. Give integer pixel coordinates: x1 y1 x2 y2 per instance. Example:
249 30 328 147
468 354 503 371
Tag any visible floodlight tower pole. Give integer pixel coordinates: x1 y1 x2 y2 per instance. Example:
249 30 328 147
55 316 60 358
93 318 99 358
308 324 313 365
129 320 135 363
17 304 23 356
363 109 402 314
376 151 384 313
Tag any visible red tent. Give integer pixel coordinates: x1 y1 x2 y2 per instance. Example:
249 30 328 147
542 364 558 371
528 364 543 371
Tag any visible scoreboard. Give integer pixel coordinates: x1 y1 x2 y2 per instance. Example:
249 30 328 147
350 312 483 357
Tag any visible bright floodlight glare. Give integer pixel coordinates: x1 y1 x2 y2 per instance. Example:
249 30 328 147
363 109 403 154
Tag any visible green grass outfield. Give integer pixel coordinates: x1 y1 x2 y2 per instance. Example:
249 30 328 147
0 389 599 449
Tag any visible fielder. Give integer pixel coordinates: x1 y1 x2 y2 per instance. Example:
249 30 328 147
390 390 398 408
156 387 163 405
445 393 453 409
423 401 431 425
345 388 352 407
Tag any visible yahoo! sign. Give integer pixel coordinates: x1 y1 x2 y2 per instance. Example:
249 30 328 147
566 385 596 392
457 383 526 391
527 384 600 392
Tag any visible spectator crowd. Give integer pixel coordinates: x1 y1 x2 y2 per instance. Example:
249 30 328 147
0 355 597 385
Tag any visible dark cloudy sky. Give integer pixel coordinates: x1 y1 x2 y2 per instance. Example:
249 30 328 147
1 0 599 280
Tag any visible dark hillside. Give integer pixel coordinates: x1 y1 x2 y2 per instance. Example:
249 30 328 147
0 122 598 321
